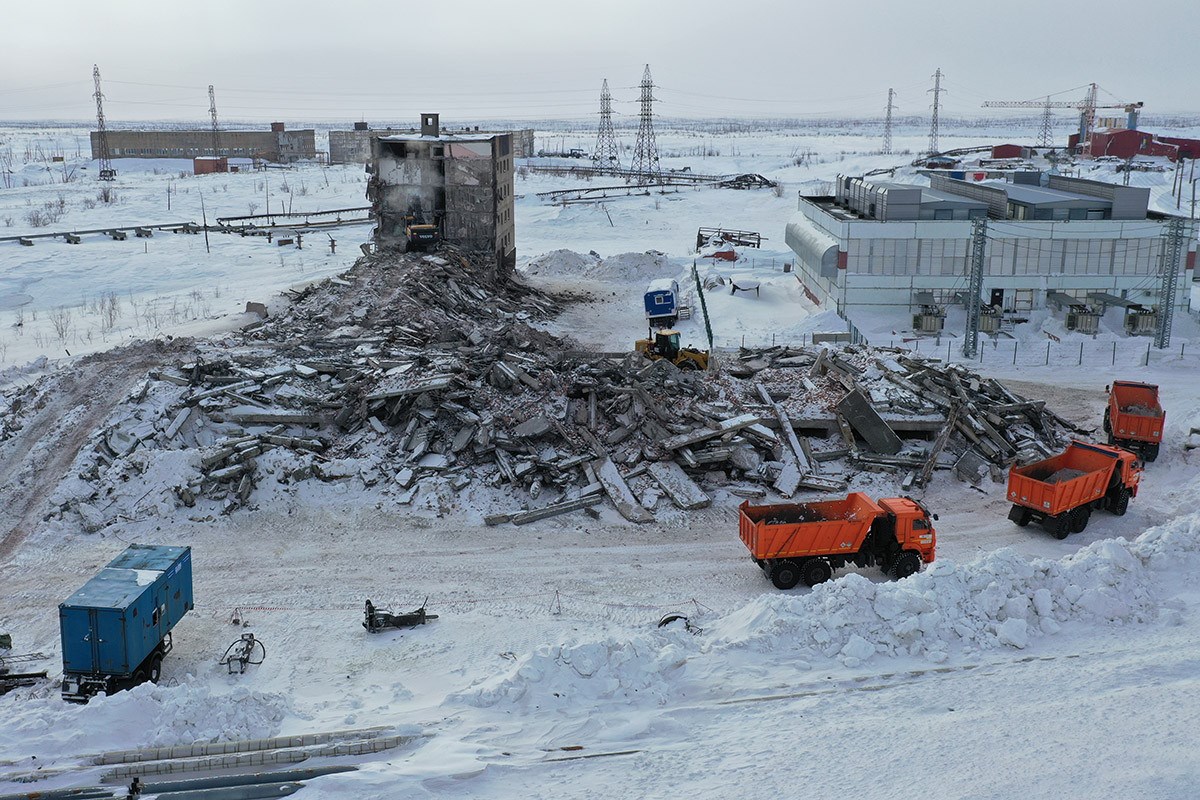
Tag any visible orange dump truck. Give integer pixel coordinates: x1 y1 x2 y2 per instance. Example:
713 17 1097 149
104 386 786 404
1007 440 1141 539
1104 381 1164 462
738 492 937 590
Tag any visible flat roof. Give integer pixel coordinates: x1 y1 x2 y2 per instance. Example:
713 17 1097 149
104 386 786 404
377 132 504 144
983 181 1111 207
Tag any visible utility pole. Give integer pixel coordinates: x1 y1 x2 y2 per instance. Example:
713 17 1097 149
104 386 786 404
1154 217 1189 349
208 85 221 158
882 88 896 155
927 68 945 156
963 218 987 359
93 65 115 181
1036 96 1054 148
630 64 661 184
592 78 621 172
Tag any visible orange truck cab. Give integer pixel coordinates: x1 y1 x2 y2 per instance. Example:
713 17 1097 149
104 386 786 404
1007 440 1141 539
1104 381 1164 462
738 492 936 590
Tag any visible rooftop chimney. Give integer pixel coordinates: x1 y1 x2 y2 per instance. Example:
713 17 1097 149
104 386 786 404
421 113 440 137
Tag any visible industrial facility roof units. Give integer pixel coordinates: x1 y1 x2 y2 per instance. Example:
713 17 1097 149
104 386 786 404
983 181 1113 210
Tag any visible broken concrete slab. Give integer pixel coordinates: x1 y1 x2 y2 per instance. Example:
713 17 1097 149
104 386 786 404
646 461 711 510
592 456 654 522
835 389 902 455
659 413 763 451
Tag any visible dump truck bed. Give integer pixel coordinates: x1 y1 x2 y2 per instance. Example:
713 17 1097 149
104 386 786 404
739 492 883 560
1008 442 1119 517
1109 381 1163 444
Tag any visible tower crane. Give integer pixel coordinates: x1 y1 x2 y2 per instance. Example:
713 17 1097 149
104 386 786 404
982 83 1143 155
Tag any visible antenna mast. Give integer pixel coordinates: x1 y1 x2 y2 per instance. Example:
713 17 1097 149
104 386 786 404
927 68 945 155
883 88 896 155
208 85 221 157
93 65 115 181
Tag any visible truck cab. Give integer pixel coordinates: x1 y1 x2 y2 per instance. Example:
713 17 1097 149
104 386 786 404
877 497 937 563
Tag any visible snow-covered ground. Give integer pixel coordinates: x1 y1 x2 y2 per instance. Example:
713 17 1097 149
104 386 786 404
3 120 1200 798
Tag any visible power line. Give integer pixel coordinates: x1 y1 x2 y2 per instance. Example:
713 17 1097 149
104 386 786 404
629 64 661 183
592 78 621 172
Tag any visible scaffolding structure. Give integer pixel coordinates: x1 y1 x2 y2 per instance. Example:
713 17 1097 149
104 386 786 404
962 218 987 358
1154 216 1189 348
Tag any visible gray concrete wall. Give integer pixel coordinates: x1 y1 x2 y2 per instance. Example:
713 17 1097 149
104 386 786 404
91 129 316 162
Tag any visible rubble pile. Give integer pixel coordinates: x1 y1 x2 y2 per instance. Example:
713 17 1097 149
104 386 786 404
12 249 1091 532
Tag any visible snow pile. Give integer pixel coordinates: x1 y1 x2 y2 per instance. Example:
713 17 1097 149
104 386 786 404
0 683 290 755
522 249 671 283
453 629 694 710
456 514 1200 709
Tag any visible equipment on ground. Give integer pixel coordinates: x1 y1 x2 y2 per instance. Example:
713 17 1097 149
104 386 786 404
363 599 438 633
0 635 49 695
220 633 266 674
1006 440 1141 539
1104 381 1164 461
738 492 937 590
59 544 193 702
635 329 709 370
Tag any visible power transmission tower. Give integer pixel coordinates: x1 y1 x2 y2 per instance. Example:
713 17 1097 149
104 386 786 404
963 218 987 358
208 85 221 157
630 64 661 183
1154 217 1190 348
92 64 115 181
1036 96 1054 148
882 88 896 154
593 78 621 172
927 67 945 156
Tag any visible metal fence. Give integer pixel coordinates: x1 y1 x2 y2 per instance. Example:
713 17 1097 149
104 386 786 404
713 332 1200 370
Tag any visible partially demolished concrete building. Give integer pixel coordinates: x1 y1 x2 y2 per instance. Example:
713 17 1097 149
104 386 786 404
330 121 534 164
368 113 516 273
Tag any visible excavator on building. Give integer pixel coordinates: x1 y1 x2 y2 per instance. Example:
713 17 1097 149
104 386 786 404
404 214 440 252
635 328 709 370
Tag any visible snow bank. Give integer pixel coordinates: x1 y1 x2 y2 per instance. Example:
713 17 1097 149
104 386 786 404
0 682 289 757
522 249 671 283
455 514 1200 709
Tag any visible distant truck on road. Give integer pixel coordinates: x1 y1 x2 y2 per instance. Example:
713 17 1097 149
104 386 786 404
1006 440 1141 539
59 544 193 702
1104 381 1164 461
738 492 937 589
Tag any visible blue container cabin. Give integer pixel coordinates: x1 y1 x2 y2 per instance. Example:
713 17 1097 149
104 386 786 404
59 544 193 702
644 278 680 326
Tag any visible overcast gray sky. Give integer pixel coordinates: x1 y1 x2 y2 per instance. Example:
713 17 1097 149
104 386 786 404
2 0 1197 125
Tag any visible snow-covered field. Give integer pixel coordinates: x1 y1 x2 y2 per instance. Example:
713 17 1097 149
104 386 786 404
3 120 1200 799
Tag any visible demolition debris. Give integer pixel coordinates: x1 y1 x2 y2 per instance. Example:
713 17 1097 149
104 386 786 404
4 247 1089 532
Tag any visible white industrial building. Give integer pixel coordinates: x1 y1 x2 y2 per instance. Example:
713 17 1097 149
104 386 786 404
785 173 1196 338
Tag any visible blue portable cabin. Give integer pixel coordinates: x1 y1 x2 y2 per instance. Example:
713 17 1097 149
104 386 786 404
644 279 680 325
59 544 193 701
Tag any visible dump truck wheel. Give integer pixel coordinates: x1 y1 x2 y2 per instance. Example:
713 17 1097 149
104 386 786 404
889 552 922 580
1146 443 1160 462
1111 488 1130 516
1050 514 1071 540
149 655 163 684
1102 410 1111 434
800 559 832 587
1012 506 1033 528
770 561 802 590
1069 507 1091 534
